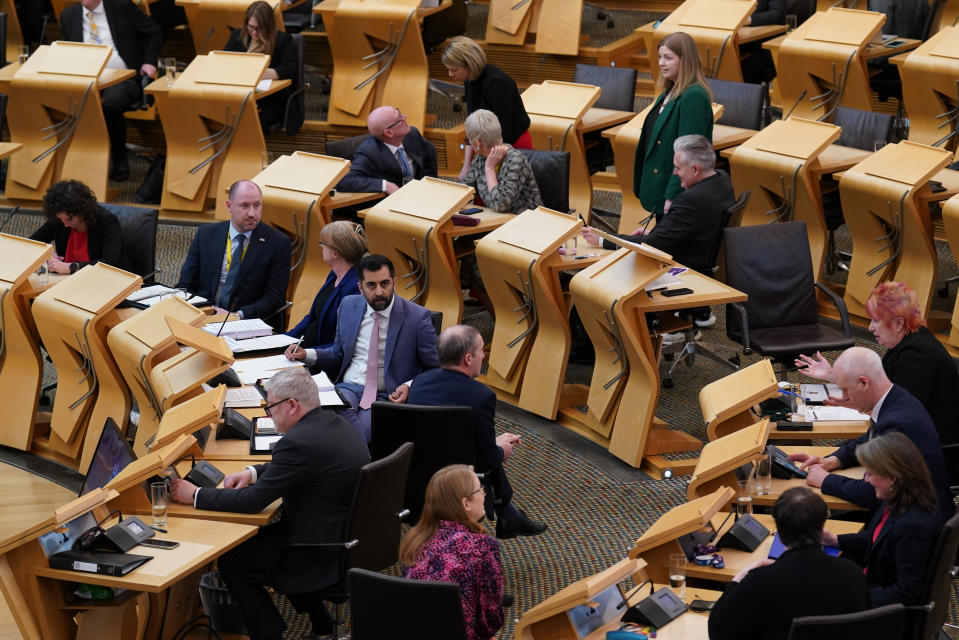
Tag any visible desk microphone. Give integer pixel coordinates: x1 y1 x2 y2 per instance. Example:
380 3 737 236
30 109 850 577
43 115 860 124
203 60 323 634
0 206 20 234
783 89 809 121
199 26 216 53
616 578 654 610
215 292 240 338
709 511 735 539
261 300 293 324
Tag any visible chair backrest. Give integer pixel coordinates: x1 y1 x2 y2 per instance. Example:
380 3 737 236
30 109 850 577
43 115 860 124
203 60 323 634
787 603 906 640
908 508 959 639
572 64 637 112
833 107 894 152
370 402 475 523
0 92 7 134
349 568 468 640
723 220 818 337
281 33 306 135
517 148 570 213
99 203 159 284
429 310 443 336
422 0 467 54
708 190 750 271
707 78 765 130
0 13 7 67
326 134 372 162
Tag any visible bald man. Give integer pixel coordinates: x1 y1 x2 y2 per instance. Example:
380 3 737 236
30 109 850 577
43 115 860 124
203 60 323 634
335 106 437 194
789 347 954 518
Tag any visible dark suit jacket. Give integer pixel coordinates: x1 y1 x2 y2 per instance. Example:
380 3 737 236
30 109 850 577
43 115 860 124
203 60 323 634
313 294 439 392
286 267 361 349
335 128 437 193
196 407 370 591
175 220 292 321
750 0 785 25
633 83 713 216
465 64 531 146
29 206 123 269
822 384 954 518
60 0 162 71
838 503 940 606
606 170 734 272
709 546 869 640
224 29 297 130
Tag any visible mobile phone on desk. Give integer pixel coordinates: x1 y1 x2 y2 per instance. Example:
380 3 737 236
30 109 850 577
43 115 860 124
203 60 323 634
140 539 180 550
661 288 694 297
459 207 482 214
689 600 715 612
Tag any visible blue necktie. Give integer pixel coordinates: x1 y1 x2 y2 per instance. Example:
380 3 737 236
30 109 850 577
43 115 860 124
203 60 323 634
396 147 412 178
218 235 246 309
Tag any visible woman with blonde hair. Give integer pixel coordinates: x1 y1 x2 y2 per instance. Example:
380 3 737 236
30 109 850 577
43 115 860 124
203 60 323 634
400 465 504 640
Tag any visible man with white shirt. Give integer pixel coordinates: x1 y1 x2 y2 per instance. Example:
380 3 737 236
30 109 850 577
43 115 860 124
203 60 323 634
335 105 438 195
788 346 954 517
60 0 162 182
288 254 439 442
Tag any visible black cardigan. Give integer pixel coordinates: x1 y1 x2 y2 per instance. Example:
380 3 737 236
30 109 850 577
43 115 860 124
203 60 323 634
29 206 123 269
464 64 531 145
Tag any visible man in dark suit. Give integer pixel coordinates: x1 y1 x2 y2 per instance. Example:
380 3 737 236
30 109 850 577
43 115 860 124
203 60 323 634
176 180 291 326
60 0 162 182
408 325 547 539
335 105 437 194
709 487 869 640
789 346 954 518
169 367 370 640
293 254 439 442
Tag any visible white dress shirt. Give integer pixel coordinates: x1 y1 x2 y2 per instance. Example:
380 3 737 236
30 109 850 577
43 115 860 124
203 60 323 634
382 141 409 192
214 223 253 317
342 296 393 390
83 2 128 70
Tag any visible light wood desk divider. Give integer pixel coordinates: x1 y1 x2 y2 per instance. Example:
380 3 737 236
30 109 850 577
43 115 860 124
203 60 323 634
31 264 142 470
773 8 884 121
177 0 284 55
252 152 351 322
107 296 208 457
0 234 53 451
475 207 582 418
898 27 959 158
522 81 600 218
699 360 779 440
3 42 114 202
485 0 583 56
839 140 952 319
686 418 770 501
728 117 841 280
146 52 269 217
942 194 959 349
150 384 227 451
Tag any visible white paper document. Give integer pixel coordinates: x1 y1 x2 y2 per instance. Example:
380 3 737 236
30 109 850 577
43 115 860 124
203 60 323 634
256 78 273 92
800 405 871 422
232 354 303 384
311 371 346 406
230 333 300 353
203 319 273 339
128 285 208 307
225 387 263 408
253 434 282 450
800 383 844 403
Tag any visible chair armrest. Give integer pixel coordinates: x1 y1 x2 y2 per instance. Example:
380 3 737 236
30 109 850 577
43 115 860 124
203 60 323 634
287 539 359 550
815 281 851 337
729 302 751 354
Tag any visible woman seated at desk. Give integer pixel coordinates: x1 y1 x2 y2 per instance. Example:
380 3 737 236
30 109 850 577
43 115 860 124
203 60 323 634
30 179 123 274
400 465 504 640
223 0 296 130
823 432 941 606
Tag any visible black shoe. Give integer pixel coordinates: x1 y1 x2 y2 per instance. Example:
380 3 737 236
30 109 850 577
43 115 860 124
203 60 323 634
110 152 130 182
502 593 515 608
495 509 547 539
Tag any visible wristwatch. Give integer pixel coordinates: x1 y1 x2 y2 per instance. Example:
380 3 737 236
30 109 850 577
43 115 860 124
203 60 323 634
69 262 79 274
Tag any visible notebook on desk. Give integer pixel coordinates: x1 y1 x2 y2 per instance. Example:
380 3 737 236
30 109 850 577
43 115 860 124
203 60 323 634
767 533 840 559
49 549 152 577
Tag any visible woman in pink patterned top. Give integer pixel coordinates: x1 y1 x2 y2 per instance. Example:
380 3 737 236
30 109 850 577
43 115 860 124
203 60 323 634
399 465 504 640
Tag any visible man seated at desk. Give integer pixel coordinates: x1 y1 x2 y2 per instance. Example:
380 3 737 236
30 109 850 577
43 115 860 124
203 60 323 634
708 487 869 640
169 367 369 640
408 325 547 540
61 0 162 182
581 134 734 343
288 253 439 442
176 180 292 326
788 347 954 519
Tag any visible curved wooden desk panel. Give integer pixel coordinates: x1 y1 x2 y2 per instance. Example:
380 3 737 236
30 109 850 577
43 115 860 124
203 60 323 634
941 194 959 348
900 27 959 156
486 0 583 56
177 0 284 55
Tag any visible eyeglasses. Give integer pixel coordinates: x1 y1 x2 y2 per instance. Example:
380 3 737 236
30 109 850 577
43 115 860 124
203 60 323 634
264 397 292 416
384 110 406 130
246 22 260 32
468 485 485 497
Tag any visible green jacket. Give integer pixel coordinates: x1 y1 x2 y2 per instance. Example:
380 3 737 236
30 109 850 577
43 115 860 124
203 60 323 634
633 83 713 216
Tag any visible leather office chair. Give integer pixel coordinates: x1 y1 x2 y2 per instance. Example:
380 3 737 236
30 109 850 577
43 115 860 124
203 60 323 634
325 133 372 162
268 33 306 135
517 149 570 213
572 64 637 112
422 0 467 54
349 568 468 640
787 604 906 640
707 78 766 130
282 0 313 33
902 509 959 640
723 220 853 376
99 203 159 284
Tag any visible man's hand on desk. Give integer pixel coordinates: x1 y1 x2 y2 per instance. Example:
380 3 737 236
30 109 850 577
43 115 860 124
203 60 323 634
496 433 522 461
581 227 602 247
224 469 253 489
140 63 157 79
787 453 841 472
171 478 199 504
389 384 410 403
805 464 829 488
385 181 400 195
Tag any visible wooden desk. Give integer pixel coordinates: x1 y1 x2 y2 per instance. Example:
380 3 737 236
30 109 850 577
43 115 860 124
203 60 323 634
579 107 636 135
895 27 959 158
201 433 269 462
172 459 281 526
485 0 583 56
755 445 865 511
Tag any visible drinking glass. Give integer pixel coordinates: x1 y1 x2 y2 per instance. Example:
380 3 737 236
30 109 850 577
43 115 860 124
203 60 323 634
756 453 773 496
18 45 29 65
668 553 687 599
162 57 177 87
151 481 168 527
565 235 578 256
736 478 754 517
785 14 798 31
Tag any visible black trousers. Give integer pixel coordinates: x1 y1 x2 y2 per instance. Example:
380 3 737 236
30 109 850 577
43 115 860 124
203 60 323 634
101 75 140 158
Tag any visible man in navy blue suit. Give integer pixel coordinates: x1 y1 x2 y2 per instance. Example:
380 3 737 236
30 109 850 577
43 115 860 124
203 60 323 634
176 180 291 326
336 105 438 194
408 325 547 539
789 346 954 518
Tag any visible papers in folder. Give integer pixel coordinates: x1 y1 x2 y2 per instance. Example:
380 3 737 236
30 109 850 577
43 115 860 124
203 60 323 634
800 406 871 422
225 333 300 353
224 387 263 408
231 354 303 384
127 284 208 307
312 371 347 407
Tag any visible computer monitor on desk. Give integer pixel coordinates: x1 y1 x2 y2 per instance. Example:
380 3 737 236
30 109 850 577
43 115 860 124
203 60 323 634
79 418 136 496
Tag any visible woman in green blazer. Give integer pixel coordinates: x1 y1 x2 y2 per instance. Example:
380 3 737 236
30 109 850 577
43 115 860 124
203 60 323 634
634 32 714 220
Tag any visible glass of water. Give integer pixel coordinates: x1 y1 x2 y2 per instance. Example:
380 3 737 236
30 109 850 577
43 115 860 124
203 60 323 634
151 481 169 527
668 553 687 599
737 479 754 517
162 57 177 87
756 453 773 496
785 14 797 31
18 45 29 65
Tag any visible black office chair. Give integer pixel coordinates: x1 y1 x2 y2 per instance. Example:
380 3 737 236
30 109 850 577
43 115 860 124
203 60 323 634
787 604 906 640
282 0 313 33
268 33 306 135
517 149 570 213
370 403 475 523
349 568 468 640
902 509 959 640
325 133 372 162
429 310 443 336
572 64 637 112
422 0 467 54
0 13 7 67
99 204 159 284
723 220 853 376
707 78 766 130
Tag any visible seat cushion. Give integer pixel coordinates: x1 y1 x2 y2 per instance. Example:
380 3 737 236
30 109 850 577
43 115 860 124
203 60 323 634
748 323 854 361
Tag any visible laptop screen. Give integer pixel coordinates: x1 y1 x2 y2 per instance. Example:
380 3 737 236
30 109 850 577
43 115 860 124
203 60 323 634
79 418 137 496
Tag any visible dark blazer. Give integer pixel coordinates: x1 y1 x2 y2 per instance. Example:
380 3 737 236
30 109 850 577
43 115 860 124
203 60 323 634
465 64 531 146
29 206 123 269
286 267 361 349
196 407 370 591
633 83 713 216
224 29 297 130
838 503 940 606
709 546 869 640
60 0 162 71
822 384 954 518
869 0 929 39
335 128 438 193
175 220 292 321
313 294 440 392
606 170 734 272
749 0 786 25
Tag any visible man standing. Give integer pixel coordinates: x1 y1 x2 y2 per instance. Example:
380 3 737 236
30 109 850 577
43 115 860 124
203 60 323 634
288 254 439 442
408 325 547 539
335 105 437 194
60 0 162 182
176 180 291 324
170 368 370 640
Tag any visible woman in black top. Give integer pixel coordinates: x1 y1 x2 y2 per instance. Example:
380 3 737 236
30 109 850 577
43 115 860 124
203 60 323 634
224 1 296 130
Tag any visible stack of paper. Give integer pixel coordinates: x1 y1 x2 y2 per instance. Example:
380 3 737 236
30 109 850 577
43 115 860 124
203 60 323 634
203 319 273 339
227 334 300 353
799 405 871 422
311 371 346 407
231 354 303 384
127 285 208 307
224 387 263 408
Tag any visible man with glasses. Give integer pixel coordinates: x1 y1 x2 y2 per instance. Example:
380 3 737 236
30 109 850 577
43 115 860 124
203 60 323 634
336 105 437 195
170 367 369 640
